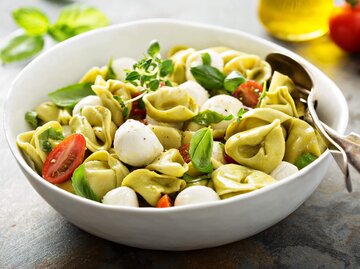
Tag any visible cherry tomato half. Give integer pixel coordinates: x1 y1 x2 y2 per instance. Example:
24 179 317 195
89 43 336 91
178 143 191 163
156 194 173 208
232 80 263 108
130 92 146 118
42 134 86 184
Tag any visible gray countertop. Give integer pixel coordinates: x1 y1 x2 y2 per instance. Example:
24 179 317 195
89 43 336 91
1 1 359 268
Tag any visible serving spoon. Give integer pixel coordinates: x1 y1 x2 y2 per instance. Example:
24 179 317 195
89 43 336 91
266 53 360 192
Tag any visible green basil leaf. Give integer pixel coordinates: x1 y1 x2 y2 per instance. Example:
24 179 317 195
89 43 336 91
236 108 246 122
201 52 211 65
164 80 173 87
192 109 233 126
148 79 160 91
13 7 49 36
48 82 94 108
189 128 213 173
0 34 44 63
48 5 109 42
183 173 211 183
123 107 129 118
159 59 174 77
138 97 145 109
105 58 116 80
25 111 39 128
72 164 99 202
147 40 160 57
38 127 64 153
190 65 225 90
125 71 140 81
224 71 246 93
295 153 317 169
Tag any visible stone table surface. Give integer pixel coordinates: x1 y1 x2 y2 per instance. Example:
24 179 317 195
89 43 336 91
0 1 359 268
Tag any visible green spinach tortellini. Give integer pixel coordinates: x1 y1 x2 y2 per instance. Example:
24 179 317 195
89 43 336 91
212 164 277 199
122 169 186 206
146 149 188 177
225 119 285 174
70 105 116 152
143 86 198 122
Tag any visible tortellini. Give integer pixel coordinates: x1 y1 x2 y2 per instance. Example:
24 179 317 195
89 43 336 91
146 149 188 177
79 66 108 83
149 125 182 150
70 105 116 152
121 169 186 206
225 119 285 174
35 102 72 125
168 47 196 84
16 131 44 173
223 54 271 83
143 86 198 122
211 164 277 199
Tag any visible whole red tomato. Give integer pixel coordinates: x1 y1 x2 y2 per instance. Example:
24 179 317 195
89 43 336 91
329 1 360 53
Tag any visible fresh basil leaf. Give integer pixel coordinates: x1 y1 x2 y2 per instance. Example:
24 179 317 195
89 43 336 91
72 164 99 202
236 108 246 122
159 59 174 77
138 97 145 110
192 110 233 126
48 82 94 108
147 40 160 57
25 111 39 128
148 79 160 91
38 127 64 153
189 128 213 173
224 71 246 93
125 71 140 81
13 7 49 36
48 5 109 42
190 65 224 90
123 106 129 118
295 153 317 169
183 173 211 183
201 52 211 65
0 34 44 63
106 58 116 80
164 80 173 87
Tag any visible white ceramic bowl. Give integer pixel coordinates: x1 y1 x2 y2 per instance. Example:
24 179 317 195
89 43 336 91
4 19 348 250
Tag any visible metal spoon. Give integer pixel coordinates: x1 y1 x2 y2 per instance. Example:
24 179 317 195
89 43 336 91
266 53 360 192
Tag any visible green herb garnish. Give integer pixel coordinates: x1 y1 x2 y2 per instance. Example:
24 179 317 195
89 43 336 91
190 65 225 90
13 7 49 36
38 127 64 153
224 71 246 93
201 52 211 65
295 153 317 169
236 108 246 122
72 164 99 202
183 173 212 183
189 127 213 173
192 110 233 126
25 111 39 128
105 58 116 80
48 82 94 108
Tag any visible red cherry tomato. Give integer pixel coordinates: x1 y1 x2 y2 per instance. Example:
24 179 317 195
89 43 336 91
156 194 173 208
329 2 360 53
130 92 146 118
42 134 86 184
178 143 191 163
232 80 263 108
224 152 237 164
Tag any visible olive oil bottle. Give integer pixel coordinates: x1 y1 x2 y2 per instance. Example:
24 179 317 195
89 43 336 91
258 0 334 41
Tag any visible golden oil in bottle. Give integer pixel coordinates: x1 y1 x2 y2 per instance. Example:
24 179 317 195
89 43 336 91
258 0 334 41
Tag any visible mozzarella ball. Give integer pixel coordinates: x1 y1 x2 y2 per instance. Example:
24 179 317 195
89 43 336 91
177 81 209 107
212 141 226 164
72 96 102 116
186 49 224 81
200 95 243 130
112 57 137 81
102 186 139 207
270 161 299 180
174 186 220 207
114 119 164 166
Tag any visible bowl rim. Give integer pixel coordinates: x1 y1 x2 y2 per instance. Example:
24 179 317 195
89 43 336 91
4 18 349 214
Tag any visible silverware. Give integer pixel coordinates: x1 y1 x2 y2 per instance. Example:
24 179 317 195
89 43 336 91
266 53 360 192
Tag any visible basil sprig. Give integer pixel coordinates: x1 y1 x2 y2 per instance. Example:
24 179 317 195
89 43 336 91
190 65 225 90
72 164 99 202
224 71 246 93
48 82 95 108
1 5 109 63
295 153 317 169
201 52 211 65
189 128 213 173
38 127 64 153
192 110 233 126
125 40 173 91
25 111 39 128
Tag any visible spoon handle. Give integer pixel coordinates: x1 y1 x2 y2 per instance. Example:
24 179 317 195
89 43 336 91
322 124 360 173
